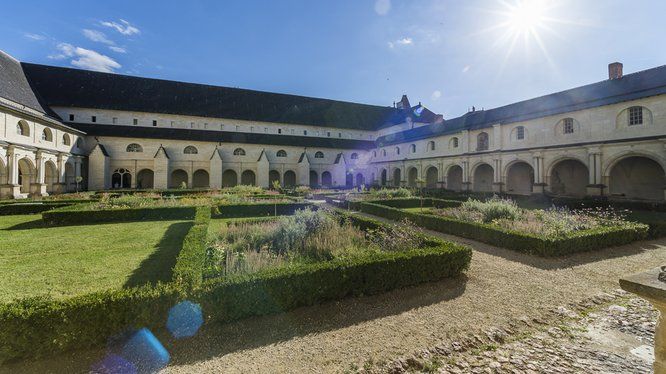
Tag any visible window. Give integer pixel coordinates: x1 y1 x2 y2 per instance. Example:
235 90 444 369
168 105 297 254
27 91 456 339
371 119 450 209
233 148 246 156
477 132 489 151
563 118 574 134
327 131 331 137
291 129 295 134
171 121 175 127
220 124 225 130
428 141 435 151
276 149 287 157
373 151 377 157
152 120 157 127
451 137 459 148
133 118 138 125
69 114 74 121
113 117 118 124
338 132 342 138
16 120 30 136
303 130 307 135
126 143 143 152
62 134 71 146
41 128 53 142
250 126 254 132
91 116 96 123
395 147 401 155
314 151 324 159
628 106 643 126
183 145 198 154
350 153 358 160
382 149 387 157
410 144 416 153
264 127 268 133
515 126 525 140
278 128 282 134
205 123 209 129
191 122 195 128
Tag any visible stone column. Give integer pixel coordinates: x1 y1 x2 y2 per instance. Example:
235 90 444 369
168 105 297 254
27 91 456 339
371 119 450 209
462 159 471 191
586 148 604 197
74 156 83 192
492 158 503 193
30 151 48 196
620 267 666 374
52 153 67 194
1 146 21 198
532 153 546 194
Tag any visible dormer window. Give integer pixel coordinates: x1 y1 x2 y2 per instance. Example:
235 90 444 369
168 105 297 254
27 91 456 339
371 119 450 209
628 106 643 126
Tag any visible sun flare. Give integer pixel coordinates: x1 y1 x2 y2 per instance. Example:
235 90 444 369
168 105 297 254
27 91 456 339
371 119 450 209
506 0 547 36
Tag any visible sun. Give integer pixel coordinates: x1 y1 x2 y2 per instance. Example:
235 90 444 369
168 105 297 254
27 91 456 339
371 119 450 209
505 0 548 36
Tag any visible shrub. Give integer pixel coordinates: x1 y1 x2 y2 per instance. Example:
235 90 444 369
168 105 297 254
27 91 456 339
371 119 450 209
0 202 76 216
212 202 313 218
42 204 198 225
172 206 212 287
369 188 412 199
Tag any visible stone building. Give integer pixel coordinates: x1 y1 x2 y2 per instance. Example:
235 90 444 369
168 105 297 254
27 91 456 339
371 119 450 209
1 50 664 201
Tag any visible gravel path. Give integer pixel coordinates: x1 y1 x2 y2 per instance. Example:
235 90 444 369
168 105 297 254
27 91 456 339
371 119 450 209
4 211 666 373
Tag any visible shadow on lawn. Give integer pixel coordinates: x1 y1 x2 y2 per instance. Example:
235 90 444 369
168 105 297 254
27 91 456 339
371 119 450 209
124 221 193 288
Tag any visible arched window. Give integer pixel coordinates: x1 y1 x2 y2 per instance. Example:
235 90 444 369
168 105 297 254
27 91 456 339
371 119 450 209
16 120 29 136
451 137 459 148
314 151 324 159
276 149 287 157
563 118 574 134
350 152 358 160
428 141 435 151
233 148 246 156
515 126 525 140
183 145 198 154
126 143 143 153
62 134 71 145
41 128 53 142
382 149 387 157
395 147 400 155
410 144 416 153
628 106 643 126
477 132 489 151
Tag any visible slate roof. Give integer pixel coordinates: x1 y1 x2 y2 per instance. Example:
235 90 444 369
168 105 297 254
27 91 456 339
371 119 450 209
376 64 666 146
68 123 376 150
0 51 59 118
21 63 411 131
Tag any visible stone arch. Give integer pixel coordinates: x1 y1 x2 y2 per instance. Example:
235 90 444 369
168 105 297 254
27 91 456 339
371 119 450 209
380 169 387 186
446 165 463 191
609 156 666 201
346 173 353 188
407 167 418 187
241 170 256 186
44 160 58 193
62 134 71 146
425 166 438 188
42 128 53 142
283 170 296 187
222 169 238 187
193 169 210 188
0 158 6 185
137 169 155 189
18 158 36 193
309 170 318 187
603 151 666 178
392 168 401 187
170 169 188 188
17 120 30 137
472 163 493 192
505 161 534 195
269 170 281 187
321 171 332 187
111 168 131 189
549 159 588 197
356 173 364 187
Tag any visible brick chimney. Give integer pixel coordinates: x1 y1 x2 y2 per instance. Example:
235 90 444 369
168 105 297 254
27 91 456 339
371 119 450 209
608 62 623 80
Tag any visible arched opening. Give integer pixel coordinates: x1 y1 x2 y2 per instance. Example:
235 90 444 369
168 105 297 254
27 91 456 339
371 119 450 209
222 170 238 187
505 162 534 195
407 167 418 187
44 161 58 193
16 120 30 137
241 170 256 186
170 169 188 188
381 169 387 186
111 168 131 189
126 143 143 153
425 166 438 188
233 148 246 156
42 128 53 142
309 170 318 187
269 170 280 187
193 169 210 188
356 173 364 187
62 134 71 146
184 146 198 155
17 158 35 193
321 171 332 187
346 173 353 188
550 159 588 197
65 162 75 192
447 165 463 191
609 156 666 201
473 163 493 192
137 169 155 189
393 168 401 187
283 170 296 187
0 159 7 186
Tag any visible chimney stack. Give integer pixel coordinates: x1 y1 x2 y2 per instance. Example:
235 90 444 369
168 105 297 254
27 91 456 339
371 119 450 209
609 62 623 80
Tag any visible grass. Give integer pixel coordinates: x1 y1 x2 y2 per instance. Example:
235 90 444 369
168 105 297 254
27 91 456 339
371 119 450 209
0 215 191 302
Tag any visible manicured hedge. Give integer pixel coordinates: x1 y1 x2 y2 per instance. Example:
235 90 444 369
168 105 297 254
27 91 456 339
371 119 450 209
0 232 471 362
0 202 75 216
369 197 461 209
171 207 212 287
551 196 666 212
356 202 649 256
42 204 198 225
212 202 314 218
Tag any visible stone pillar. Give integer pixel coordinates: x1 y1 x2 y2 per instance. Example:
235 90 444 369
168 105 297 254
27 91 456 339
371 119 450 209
256 151 269 188
30 151 48 197
620 267 666 374
532 154 546 194
462 159 471 191
74 156 83 192
209 148 223 189
1 146 21 198
153 150 169 189
492 158 503 193
586 149 604 197
52 153 67 194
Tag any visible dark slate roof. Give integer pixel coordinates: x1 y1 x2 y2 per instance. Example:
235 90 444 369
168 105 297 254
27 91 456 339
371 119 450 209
95 143 110 157
21 63 411 130
376 104 439 130
0 51 59 118
69 123 376 150
334 153 345 164
298 151 310 163
377 64 666 146
154 144 170 159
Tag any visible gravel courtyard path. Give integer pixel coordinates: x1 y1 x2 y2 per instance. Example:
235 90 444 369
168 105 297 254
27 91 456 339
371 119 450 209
4 211 666 373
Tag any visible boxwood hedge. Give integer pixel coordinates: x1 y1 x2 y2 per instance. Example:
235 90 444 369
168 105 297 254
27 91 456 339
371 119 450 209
212 202 314 218
171 207 212 287
0 202 75 216
42 204 198 225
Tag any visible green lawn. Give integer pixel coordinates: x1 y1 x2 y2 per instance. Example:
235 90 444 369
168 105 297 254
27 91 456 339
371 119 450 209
0 215 191 302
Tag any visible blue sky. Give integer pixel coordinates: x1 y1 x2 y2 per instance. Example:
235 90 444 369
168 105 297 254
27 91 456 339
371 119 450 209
3 0 666 119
